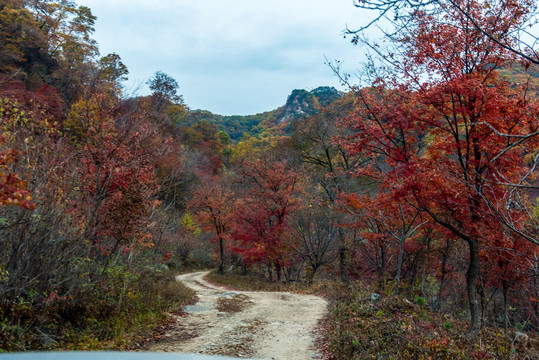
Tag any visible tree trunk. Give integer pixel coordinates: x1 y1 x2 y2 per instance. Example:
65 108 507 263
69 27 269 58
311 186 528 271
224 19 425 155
337 228 349 284
533 265 538 323
420 237 430 297
275 260 282 282
379 242 387 292
503 283 509 329
407 252 420 298
267 265 273 282
466 238 481 339
392 236 405 300
308 264 319 283
218 237 224 274
295 260 304 282
437 249 448 311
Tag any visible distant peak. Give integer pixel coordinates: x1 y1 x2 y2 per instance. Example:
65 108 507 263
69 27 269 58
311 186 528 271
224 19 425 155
277 87 343 123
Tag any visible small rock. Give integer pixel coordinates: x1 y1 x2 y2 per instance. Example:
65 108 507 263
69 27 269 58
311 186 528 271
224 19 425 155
183 304 210 313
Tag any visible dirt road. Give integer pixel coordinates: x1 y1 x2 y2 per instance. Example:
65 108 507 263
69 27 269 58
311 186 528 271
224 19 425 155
148 271 328 359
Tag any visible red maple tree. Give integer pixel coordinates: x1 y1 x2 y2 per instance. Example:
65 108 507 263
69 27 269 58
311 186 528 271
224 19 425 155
338 0 539 336
231 159 299 281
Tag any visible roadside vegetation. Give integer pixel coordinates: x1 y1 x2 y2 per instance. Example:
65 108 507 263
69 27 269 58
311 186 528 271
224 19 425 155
206 271 309 293
320 284 539 359
0 269 195 351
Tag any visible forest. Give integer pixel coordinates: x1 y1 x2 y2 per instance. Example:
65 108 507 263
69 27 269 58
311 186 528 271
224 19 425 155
1 0 539 358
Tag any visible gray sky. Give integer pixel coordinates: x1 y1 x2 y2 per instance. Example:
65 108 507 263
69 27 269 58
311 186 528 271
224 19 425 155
77 0 371 115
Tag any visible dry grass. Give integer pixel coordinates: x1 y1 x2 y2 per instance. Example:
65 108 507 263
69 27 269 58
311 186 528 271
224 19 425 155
320 283 539 360
206 271 319 294
216 294 251 313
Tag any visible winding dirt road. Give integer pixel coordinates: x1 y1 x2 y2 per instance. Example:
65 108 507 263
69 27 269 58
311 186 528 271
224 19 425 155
148 271 328 359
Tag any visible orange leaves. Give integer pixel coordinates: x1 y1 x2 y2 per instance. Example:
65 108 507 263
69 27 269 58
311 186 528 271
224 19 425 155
0 134 34 210
188 175 234 238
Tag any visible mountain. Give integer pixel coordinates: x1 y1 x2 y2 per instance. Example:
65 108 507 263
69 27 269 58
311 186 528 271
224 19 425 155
180 86 344 141
276 89 320 123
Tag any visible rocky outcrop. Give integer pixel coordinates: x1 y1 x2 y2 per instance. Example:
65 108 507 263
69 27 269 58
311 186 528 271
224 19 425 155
277 87 343 123
278 89 319 123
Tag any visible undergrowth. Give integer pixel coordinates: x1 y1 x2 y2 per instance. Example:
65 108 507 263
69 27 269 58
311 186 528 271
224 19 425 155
320 283 539 360
206 271 289 292
0 267 196 351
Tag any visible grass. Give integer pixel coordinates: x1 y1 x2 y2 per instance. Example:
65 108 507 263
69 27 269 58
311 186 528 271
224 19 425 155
319 283 539 360
0 268 197 352
205 270 326 294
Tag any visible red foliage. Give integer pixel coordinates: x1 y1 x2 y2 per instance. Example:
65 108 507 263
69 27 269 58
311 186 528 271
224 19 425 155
188 175 234 271
0 80 65 211
337 0 539 333
0 80 64 124
230 159 299 277
77 98 159 252
0 135 34 210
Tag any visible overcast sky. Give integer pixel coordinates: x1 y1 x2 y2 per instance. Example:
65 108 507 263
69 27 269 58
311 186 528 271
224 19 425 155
76 0 372 115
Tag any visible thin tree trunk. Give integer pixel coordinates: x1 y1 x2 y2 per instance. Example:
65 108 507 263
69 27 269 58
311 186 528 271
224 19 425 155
392 236 405 300
437 249 448 311
267 265 273 282
380 243 387 292
503 283 509 329
420 237 431 297
337 228 349 284
466 238 481 339
295 260 304 282
275 260 282 282
533 263 539 323
218 237 224 274
242 260 247 275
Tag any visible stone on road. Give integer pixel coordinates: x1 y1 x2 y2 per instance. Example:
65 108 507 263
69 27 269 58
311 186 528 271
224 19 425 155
148 271 328 360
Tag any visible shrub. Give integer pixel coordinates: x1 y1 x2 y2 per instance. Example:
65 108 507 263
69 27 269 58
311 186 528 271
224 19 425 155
0 267 195 351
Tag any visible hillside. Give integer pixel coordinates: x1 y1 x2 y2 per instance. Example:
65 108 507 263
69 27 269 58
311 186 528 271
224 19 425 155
181 86 343 140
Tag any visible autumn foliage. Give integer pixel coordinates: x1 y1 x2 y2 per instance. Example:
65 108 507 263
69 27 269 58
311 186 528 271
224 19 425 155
0 134 34 209
0 0 198 350
2 0 539 355
336 0 539 338
231 159 300 280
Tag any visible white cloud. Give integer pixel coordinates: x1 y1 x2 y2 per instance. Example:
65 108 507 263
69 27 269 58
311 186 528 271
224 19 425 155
77 0 371 115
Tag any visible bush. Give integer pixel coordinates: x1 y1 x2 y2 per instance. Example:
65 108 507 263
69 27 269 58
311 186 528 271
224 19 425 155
0 267 195 351
319 283 538 359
